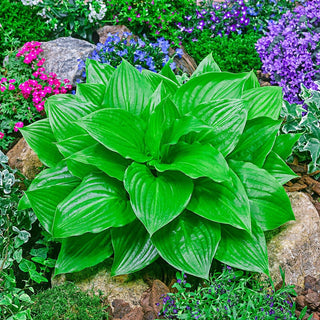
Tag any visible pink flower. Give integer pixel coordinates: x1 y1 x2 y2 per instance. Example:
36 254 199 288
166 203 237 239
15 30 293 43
8 79 16 83
39 74 48 81
0 132 4 139
14 121 24 132
63 79 70 84
8 84 15 91
0 77 7 83
37 58 45 67
0 86 5 92
128 17 132 22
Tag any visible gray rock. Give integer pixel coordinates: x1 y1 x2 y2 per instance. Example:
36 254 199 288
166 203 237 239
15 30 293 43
40 37 96 86
267 192 320 287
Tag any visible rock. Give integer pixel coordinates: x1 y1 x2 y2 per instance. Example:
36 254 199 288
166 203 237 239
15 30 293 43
52 261 149 311
296 295 307 310
267 192 320 287
96 25 133 44
169 46 197 76
149 280 169 316
112 299 132 318
40 37 96 86
305 275 320 292
6 137 42 180
305 291 320 310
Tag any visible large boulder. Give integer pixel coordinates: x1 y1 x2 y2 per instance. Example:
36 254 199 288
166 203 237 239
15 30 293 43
40 37 96 86
267 192 320 287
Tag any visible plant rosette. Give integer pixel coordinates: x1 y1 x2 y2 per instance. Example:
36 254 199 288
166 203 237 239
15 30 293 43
18 54 298 279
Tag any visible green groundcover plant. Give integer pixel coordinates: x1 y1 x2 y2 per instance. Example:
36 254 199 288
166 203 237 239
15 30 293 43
18 54 298 279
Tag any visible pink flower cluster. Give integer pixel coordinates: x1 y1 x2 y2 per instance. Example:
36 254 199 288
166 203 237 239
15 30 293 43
0 77 16 92
16 41 44 65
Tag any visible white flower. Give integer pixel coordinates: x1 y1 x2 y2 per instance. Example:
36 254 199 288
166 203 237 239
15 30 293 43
88 0 107 24
21 0 42 6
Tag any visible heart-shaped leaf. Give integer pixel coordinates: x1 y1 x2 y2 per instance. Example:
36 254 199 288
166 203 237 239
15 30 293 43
190 53 221 79
124 162 193 235
111 219 159 276
20 118 63 167
152 211 221 279
78 108 150 163
53 172 136 238
215 220 269 275
54 229 113 276
229 160 295 231
86 58 115 85
188 169 251 233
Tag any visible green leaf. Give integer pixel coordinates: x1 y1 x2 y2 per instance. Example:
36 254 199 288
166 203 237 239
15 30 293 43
190 53 221 79
18 193 31 210
111 219 159 276
188 169 251 232
145 98 180 158
53 172 136 238
242 87 283 120
54 230 113 276
303 138 320 173
75 83 105 105
20 119 63 167
215 220 269 275
229 160 295 231
46 94 102 142
190 99 247 156
29 270 48 283
242 70 260 91
263 151 297 185
173 72 256 115
229 117 282 167
18 259 36 273
69 143 131 181
272 133 301 161
86 58 115 85
78 108 150 162
103 60 153 115
152 211 221 279
124 162 193 235
154 142 230 183
160 59 179 85
143 69 179 96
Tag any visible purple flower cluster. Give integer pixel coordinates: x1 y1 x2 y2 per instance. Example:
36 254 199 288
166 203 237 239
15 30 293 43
256 0 320 105
176 0 250 41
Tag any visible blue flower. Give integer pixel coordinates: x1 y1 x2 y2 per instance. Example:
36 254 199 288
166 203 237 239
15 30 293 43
176 48 183 58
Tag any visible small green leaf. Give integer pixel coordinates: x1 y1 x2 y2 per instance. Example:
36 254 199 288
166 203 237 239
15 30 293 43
103 60 153 115
53 172 136 238
86 58 115 84
20 119 63 167
229 117 282 167
263 151 298 185
152 211 221 279
215 220 269 275
188 169 251 232
190 53 221 79
230 160 295 231
155 142 230 183
272 133 301 161
78 108 150 163
54 230 113 276
111 219 159 276
29 270 48 283
19 259 36 273
124 162 193 235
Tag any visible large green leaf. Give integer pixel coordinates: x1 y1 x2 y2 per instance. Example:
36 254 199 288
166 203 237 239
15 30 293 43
68 143 131 181
188 170 251 232
159 59 179 85
154 142 230 183
78 108 150 163
242 87 283 120
145 98 180 158
124 162 193 235
228 117 282 167
263 151 297 185
54 230 113 276
152 211 221 279
45 94 102 142
25 163 80 234
53 172 136 238
142 69 179 96
75 83 106 105
190 99 247 156
173 72 256 115
102 60 153 115
111 219 159 276
215 220 269 275
229 160 295 231
86 58 115 85
190 53 221 79
20 119 63 168
272 133 301 161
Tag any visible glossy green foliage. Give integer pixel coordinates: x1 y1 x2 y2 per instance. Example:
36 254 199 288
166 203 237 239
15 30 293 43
20 55 297 279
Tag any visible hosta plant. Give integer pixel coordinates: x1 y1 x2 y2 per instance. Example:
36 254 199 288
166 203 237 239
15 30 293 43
18 54 298 279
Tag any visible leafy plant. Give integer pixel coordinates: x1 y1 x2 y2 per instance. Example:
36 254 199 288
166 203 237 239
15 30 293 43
159 267 310 320
256 0 320 105
184 29 262 73
31 282 109 320
280 84 320 173
0 150 54 320
19 54 298 279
